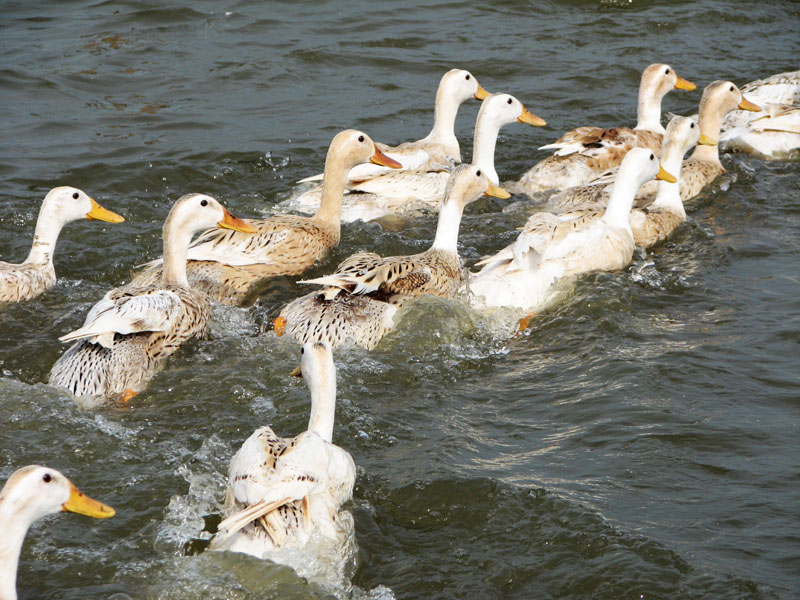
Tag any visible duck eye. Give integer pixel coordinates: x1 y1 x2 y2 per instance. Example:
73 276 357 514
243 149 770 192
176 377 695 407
665 68 670 75
649 153 655 160
72 192 79 199
358 135 365 142
300 347 305 355
476 169 482 177
42 473 52 483
729 85 734 92
690 122 695 128
465 74 470 80
200 199 208 207
507 98 512 105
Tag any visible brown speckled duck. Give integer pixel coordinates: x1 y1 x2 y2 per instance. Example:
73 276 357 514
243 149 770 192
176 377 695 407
48 193 255 401
131 130 401 305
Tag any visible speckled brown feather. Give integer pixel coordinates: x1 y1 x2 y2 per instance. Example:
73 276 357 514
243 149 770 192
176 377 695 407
0 262 55 303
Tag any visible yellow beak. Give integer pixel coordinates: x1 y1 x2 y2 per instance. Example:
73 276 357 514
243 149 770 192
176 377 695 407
474 83 490 101
370 146 403 169
656 166 677 183
289 363 302 378
698 133 717 146
485 181 511 199
86 198 125 223
738 97 761 112
518 107 547 127
62 482 115 519
674 74 696 91
218 209 257 233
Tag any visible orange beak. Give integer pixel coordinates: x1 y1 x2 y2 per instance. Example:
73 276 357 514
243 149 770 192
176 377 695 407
86 198 125 223
738 96 761 112
518 106 547 127
63 482 115 519
273 316 287 337
370 146 403 169
673 74 696 91
485 181 511 199
218 209 257 233
474 82 490 100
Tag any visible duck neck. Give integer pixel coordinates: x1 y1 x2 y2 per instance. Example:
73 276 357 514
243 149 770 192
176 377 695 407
431 200 464 252
23 208 64 267
313 151 347 241
0 503 30 600
423 84 461 157
603 169 640 230
160 218 193 287
307 373 336 443
650 143 686 214
690 110 723 167
471 114 500 184
635 84 666 134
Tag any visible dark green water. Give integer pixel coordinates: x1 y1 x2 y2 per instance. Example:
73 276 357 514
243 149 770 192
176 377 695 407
1 1 799 598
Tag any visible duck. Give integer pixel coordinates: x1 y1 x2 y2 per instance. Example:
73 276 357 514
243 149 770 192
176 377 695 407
1 187 124 303
275 164 509 349
0 465 114 600
296 68 490 184
469 148 674 312
545 117 707 247
720 69 799 131
48 193 256 400
513 63 694 195
719 103 800 158
211 341 355 572
283 93 545 223
130 131 401 305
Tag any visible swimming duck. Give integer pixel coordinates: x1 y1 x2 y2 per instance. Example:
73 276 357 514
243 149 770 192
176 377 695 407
211 341 355 565
284 93 544 223
297 68 489 184
469 148 674 311
48 193 255 400
0 187 124 303
0 465 114 600
721 69 799 131
720 102 800 158
130 131 400 305
513 63 694 194
545 117 706 247
275 164 509 349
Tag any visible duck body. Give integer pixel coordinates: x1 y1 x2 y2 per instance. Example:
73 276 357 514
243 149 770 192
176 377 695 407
283 93 544 223
211 342 356 587
470 148 670 311
49 193 254 400
278 165 508 349
514 63 695 195
0 187 123 303
131 132 400 305
0 465 114 600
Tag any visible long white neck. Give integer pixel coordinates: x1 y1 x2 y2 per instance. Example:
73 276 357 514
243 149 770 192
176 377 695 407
650 142 687 215
0 503 31 600
690 109 723 166
470 114 500 184
635 80 666 133
603 167 644 230
23 208 66 266
313 151 348 241
160 219 194 287
307 372 337 443
423 84 461 157
431 200 464 252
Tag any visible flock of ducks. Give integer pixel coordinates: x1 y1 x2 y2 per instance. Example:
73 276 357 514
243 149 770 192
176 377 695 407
1 65 798 598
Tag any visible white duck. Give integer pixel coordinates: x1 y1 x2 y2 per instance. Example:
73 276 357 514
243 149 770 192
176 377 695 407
297 68 490 184
0 465 114 600
211 341 355 566
514 63 694 194
285 93 544 223
1 187 124 303
469 148 673 312
48 194 255 400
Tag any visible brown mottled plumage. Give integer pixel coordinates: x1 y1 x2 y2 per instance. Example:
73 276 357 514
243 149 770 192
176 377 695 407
131 131 401 305
278 165 509 349
514 63 695 194
48 194 254 400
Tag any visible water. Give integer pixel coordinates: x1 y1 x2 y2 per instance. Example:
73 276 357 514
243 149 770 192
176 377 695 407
1 1 799 598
